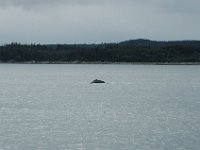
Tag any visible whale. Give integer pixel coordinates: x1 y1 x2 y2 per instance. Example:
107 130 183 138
91 79 106 84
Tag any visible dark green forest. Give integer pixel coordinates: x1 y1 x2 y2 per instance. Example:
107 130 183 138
1 39 200 63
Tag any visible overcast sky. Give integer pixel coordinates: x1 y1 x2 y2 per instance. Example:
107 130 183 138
0 0 200 44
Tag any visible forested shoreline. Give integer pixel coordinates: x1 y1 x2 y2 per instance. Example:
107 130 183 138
1 39 200 63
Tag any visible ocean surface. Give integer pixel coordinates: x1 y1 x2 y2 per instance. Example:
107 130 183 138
0 64 200 150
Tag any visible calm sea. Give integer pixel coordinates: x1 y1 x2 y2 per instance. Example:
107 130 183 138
0 64 200 150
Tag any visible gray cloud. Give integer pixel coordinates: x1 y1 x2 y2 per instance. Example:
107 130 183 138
158 0 200 13
0 0 74 8
0 0 123 7
0 0 199 44
0 0 200 13
135 0 200 13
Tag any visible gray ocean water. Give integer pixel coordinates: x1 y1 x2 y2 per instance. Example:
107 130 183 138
0 64 200 150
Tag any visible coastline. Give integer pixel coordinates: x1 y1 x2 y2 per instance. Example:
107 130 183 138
0 61 200 65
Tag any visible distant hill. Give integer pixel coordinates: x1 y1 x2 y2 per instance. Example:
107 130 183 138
1 39 200 63
119 39 200 47
46 39 200 49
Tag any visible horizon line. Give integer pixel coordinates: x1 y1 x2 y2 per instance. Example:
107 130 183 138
1 38 200 46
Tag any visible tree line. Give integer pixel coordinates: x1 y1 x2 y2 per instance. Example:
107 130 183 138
0 39 200 63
